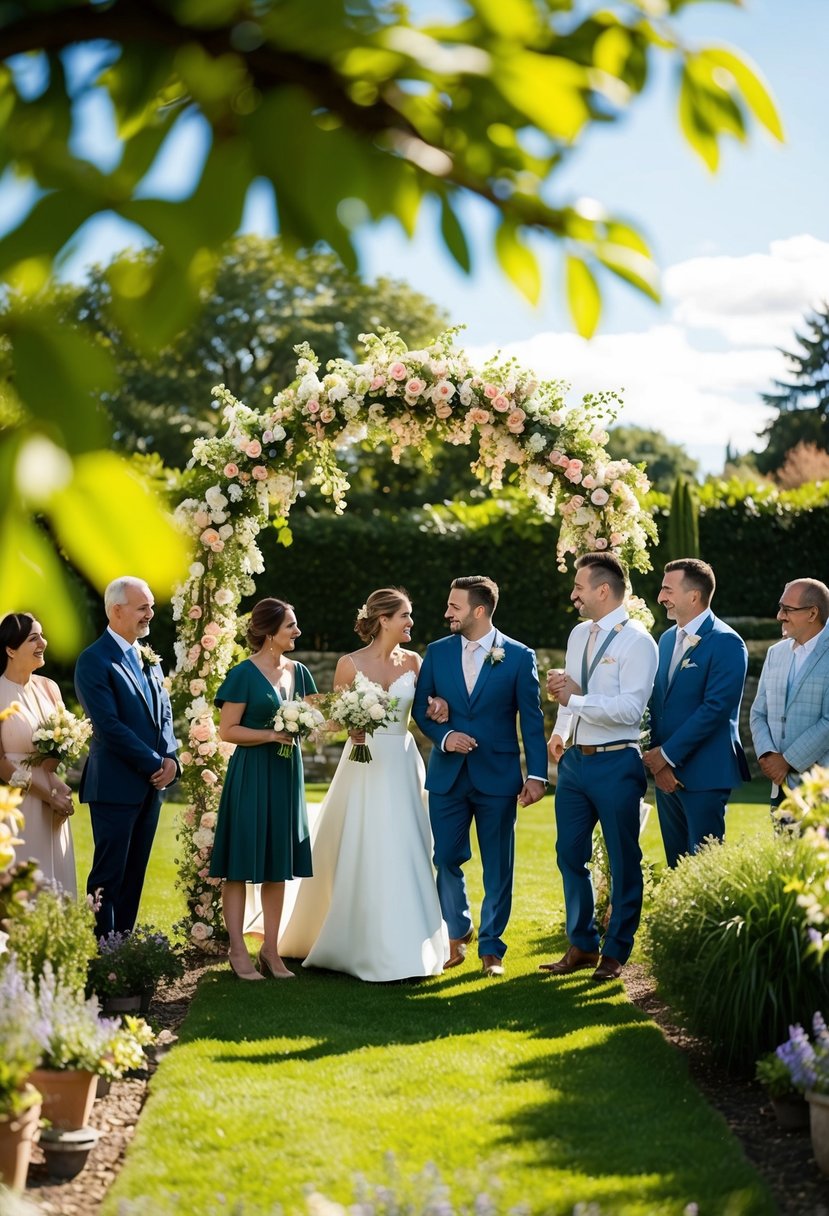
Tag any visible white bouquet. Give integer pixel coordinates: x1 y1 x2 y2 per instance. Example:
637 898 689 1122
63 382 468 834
322 672 400 763
272 699 326 759
25 705 93 768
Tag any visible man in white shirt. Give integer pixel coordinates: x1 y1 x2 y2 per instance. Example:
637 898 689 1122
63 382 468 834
541 552 658 982
750 578 829 815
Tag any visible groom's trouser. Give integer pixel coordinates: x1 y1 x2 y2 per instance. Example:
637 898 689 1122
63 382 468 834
655 786 729 868
429 766 516 959
87 788 161 936
554 747 645 964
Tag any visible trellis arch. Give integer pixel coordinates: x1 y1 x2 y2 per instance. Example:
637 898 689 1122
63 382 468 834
169 328 656 947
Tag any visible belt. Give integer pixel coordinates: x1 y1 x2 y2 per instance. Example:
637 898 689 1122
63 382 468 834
568 741 640 756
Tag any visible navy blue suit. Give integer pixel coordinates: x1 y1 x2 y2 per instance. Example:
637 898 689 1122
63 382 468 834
75 631 179 934
412 631 547 958
649 614 750 866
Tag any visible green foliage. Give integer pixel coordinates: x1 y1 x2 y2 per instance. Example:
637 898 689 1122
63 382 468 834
4 885 97 994
756 302 829 472
755 1051 796 1099
666 475 699 558
87 926 184 999
646 834 829 1074
606 425 699 493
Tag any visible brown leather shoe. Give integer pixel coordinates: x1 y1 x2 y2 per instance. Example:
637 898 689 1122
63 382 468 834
538 945 600 975
481 954 505 977
444 926 474 969
591 955 623 982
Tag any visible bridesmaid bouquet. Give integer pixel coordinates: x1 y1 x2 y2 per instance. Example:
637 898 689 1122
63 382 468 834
25 706 93 768
272 700 326 759
323 674 400 763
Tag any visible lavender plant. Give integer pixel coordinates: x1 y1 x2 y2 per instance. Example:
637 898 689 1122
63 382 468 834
776 1012 829 1095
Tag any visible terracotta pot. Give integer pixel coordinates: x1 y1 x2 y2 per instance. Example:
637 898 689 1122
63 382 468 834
29 1068 97 1132
807 1090 829 1174
771 1093 810 1130
0 1092 41 1190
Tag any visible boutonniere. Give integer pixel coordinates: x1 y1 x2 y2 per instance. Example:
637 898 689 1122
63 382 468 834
139 644 162 668
486 646 505 666
685 635 701 649
680 659 699 671
600 656 617 665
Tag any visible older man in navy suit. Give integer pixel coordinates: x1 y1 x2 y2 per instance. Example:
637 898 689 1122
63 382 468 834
644 558 750 867
413 575 548 977
75 576 179 935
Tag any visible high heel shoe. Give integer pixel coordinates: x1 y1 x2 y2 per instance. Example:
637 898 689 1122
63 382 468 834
228 952 265 981
258 949 295 980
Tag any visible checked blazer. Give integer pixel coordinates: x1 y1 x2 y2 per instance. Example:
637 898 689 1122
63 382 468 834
750 623 829 780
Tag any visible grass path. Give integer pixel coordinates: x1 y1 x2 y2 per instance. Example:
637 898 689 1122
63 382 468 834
75 784 775 1216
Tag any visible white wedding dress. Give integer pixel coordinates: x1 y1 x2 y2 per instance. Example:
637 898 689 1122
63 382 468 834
278 670 448 981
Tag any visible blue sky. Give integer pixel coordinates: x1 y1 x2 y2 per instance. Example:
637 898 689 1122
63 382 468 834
6 0 828 472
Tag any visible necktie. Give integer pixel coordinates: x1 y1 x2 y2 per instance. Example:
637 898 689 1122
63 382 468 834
126 646 152 703
463 641 480 694
668 628 687 680
585 622 600 668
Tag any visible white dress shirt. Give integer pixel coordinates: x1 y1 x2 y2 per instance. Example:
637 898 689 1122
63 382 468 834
554 606 658 746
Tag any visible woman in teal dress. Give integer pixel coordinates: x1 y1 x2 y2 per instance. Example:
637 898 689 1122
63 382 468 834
209 598 317 981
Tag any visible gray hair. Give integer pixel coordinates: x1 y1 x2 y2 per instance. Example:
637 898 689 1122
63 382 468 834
104 577 150 617
785 578 829 626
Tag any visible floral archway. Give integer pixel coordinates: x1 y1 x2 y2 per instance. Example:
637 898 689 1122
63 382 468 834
169 329 656 948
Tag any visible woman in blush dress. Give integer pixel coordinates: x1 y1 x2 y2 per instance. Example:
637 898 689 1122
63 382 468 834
0 613 76 893
279 588 448 981
209 598 317 981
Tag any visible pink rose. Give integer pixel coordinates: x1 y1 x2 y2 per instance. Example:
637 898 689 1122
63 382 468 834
180 751 193 766
188 644 201 662
468 407 492 425
188 606 203 620
223 463 239 478
204 622 222 636
198 868 209 879
210 541 224 553
246 440 262 458
610 532 624 546
262 430 274 444
189 679 206 695
201 634 218 651
593 537 609 550
319 406 336 424
483 383 498 399
556 454 570 468
492 395 511 413
201 770 218 786
569 495 585 508
193 510 210 529
405 378 425 396
191 722 212 742
506 409 526 433
252 465 268 481
370 375 386 390
549 450 563 464
433 381 455 400
590 488 610 506
434 403 453 419
581 474 596 490
568 459 584 473
198 742 214 756
565 468 583 484
200 528 220 546
389 362 408 381
306 400 320 414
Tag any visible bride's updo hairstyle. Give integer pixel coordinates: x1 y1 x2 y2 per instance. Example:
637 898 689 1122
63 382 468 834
0 613 36 676
246 598 293 651
354 588 410 644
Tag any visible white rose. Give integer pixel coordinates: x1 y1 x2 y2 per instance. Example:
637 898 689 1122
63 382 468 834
281 705 300 721
368 703 386 721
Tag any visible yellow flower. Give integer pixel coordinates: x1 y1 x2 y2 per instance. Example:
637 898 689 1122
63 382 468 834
0 700 23 722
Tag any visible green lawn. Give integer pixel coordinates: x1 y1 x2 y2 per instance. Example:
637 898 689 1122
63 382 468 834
91 777 774 1216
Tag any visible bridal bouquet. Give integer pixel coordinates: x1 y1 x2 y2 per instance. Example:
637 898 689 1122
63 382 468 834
24 705 93 768
323 673 399 763
272 700 326 759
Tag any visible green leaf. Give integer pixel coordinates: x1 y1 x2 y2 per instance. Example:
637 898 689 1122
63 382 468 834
595 243 660 302
0 509 85 658
704 46 785 142
678 66 719 171
48 452 191 595
565 254 601 339
0 192 98 278
495 223 541 305
439 196 471 273
495 52 591 143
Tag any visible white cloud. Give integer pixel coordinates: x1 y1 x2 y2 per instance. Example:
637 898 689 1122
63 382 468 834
468 235 829 471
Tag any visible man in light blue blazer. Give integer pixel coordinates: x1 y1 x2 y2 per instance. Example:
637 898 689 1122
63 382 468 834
750 578 829 812
413 575 548 977
75 576 179 936
644 559 750 867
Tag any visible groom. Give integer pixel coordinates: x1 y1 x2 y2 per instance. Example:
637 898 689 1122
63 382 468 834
75 576 179 936
413 575 548 977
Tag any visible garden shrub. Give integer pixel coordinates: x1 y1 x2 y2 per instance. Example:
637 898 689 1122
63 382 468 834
5 885 97 993
645 833 829 1073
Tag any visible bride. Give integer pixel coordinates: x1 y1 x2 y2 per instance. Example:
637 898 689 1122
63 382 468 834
278 588 449 980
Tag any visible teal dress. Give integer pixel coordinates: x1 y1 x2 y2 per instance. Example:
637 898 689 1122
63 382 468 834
209 660 316 882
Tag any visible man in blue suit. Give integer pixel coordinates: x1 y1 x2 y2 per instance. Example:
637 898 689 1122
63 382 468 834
413 575 548 977
750 578 829 814
75 576 179 936
644 558 750 867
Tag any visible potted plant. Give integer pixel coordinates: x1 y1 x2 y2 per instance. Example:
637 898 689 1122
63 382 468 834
88 925 184 1014
0 959 43 1190
775 1013 829 1173
4 884 97 994
756 1050 810 1129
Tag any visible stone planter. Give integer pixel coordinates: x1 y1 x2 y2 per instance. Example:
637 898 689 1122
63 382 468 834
29 1068 97 1132
39 1126 100 1179
807 1090 829 1174
0 1092 41 1190
771 1092 810 1130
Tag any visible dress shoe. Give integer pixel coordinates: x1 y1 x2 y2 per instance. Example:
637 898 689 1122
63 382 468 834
591 955 623 982
228 952 265 982
538 945 600 975
481 954 505 977
258 949 295 979
444 926 474 969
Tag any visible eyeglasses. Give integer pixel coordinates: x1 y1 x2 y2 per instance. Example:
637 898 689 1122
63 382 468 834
778 603 813 616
